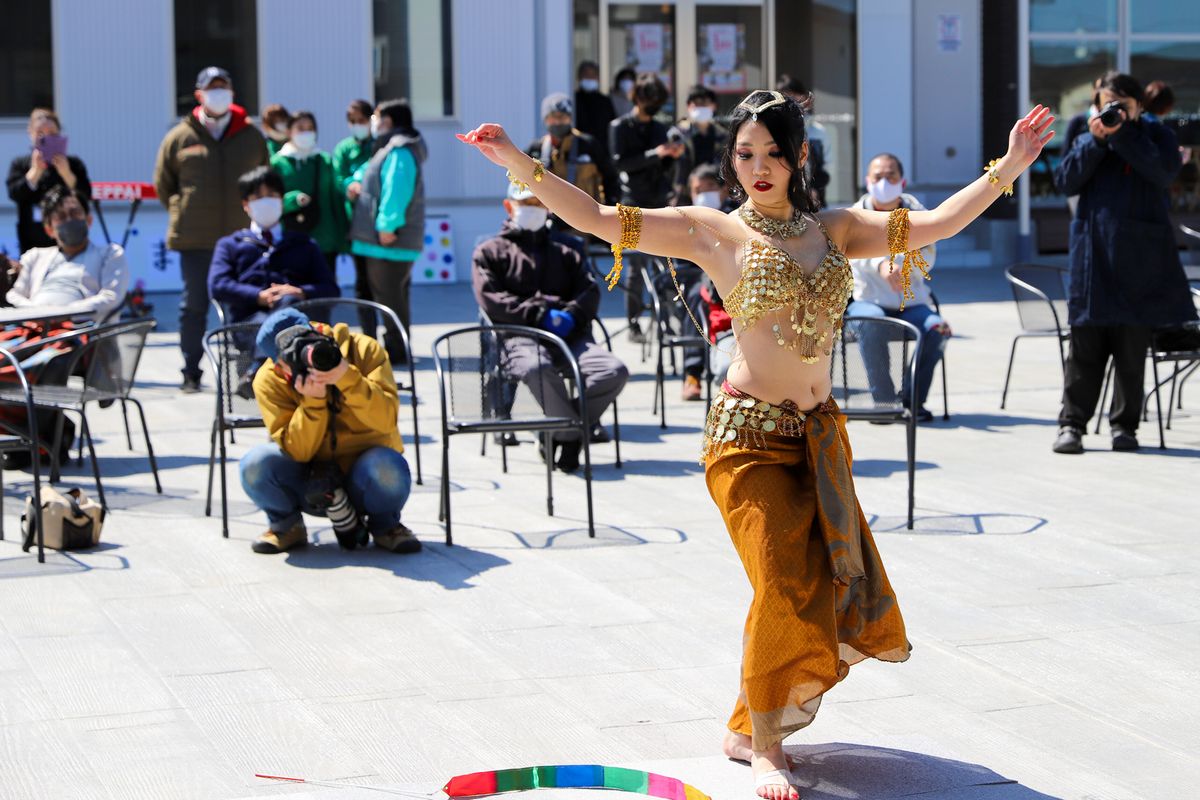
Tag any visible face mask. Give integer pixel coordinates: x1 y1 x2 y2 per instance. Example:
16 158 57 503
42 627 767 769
54 218 88 248
272 122 289 133
547 123 572 140
619 79 635 95
580 79 599 92
689 106 714 123
247 196 283 229
867 178 904 205
640 103 664 118
201 88 233 116
511 205 548 231
694 190 722 210
350 123 370 140
291 131 317 151
370 117 391 138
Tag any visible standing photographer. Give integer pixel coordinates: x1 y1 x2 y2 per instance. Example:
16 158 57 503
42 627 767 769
238 307 418 555
1052 71 1197 454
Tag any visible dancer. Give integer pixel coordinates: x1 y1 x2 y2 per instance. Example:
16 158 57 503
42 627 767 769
459 92 1053 800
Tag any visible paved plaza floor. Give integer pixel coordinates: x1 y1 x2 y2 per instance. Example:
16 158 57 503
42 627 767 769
0 268 1195 800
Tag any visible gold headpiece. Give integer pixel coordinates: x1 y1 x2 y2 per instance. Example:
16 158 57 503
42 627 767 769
737 90 787 122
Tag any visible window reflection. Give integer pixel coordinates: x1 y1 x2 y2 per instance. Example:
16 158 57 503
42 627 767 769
1132 2 1200 35
1030 0 1117 34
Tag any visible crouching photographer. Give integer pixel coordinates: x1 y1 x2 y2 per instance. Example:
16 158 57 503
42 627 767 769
238 307 419 555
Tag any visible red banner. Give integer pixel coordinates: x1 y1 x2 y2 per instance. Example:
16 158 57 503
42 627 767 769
91 182 157 202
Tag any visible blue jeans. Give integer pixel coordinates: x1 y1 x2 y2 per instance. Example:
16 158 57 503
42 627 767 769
847 301 949 408
239 443 412 533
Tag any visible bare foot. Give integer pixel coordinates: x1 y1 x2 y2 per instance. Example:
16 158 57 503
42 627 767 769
724 731 797 769
751 744 799 800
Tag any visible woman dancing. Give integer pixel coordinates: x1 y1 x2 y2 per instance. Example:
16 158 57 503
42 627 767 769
459 91 1053 800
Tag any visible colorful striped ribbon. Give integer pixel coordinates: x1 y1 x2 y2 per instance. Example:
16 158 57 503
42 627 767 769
443 765 711 799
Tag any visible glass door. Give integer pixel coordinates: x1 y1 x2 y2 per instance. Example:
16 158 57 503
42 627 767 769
606 3 677 119
695 3 765 116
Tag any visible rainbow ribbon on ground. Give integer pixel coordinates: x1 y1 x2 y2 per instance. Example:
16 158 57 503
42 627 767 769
443 765 711 799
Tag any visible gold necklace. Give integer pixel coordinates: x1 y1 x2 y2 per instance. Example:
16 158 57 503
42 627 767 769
738 204 808 239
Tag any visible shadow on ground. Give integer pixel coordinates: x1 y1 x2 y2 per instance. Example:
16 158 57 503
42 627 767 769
785 741 1061 799
868 511 1047 536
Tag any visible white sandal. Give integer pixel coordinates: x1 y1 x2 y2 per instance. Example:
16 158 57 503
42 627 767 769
754 768 799 799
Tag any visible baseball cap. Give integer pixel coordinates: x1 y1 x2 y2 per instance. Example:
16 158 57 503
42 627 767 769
195 66 232 89
540 92 573 119
256 307 311 360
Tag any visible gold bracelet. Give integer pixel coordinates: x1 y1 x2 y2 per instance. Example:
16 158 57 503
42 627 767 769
984 158 1013 196
505 158 545 193
885 207 932 310
604 204 642 290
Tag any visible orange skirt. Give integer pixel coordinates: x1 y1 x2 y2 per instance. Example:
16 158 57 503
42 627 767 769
704 384 910 751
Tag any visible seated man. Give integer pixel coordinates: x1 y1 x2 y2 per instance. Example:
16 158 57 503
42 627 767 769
472 182 629 473
7 186 128 321
208 166 339 325
848 153 950 421
239 307 418 555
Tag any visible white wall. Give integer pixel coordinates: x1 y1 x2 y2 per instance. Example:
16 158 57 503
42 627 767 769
912 0 981 186
857 0 914 182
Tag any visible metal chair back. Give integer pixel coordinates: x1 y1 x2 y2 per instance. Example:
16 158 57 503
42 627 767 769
835 316 922 418
203 321 267 429
0 347 45 562
1006 264 1069 335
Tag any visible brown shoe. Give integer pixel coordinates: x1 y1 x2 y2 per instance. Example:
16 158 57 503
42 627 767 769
681 374 703 401
251 521 307 554
373 523 422 554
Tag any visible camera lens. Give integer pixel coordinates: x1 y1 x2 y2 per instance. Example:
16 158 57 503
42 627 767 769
305 339 342 372
1098 101 1124 128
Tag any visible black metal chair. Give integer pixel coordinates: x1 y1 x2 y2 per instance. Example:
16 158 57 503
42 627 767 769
643 259 712 429
0 347 46 563
432 325 596 546
929 291 951 420
835 316 922 530
202 322 267 537
0 319 160 512
1001 264 1070 409
478 312 622 470
291 297 422 485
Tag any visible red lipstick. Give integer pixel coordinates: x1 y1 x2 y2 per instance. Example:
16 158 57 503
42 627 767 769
753 181 773 192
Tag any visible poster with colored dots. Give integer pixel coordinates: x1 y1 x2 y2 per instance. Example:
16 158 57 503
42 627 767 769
414 215 456 283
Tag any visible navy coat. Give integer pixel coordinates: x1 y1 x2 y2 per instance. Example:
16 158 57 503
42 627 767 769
1053 117 1195 328
207 228 340 322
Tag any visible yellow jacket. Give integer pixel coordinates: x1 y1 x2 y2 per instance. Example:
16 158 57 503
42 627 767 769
252 322 403 472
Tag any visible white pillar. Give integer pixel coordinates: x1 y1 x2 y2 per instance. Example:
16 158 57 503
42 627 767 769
857 0 914 183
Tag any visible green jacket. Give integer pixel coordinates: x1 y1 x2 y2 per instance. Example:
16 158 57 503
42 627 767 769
332 135 372 220
153 105 269 251
270 146 350 255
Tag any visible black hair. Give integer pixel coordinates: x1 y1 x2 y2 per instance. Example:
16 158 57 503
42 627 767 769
686 84 718 106
577 60 600 78
40 185 87 221
775 74 810 96
289 109 317 131
238 166 285 200
346 99 372 120
718 90 818 213
376 98 417 136
1093 70 1145 108
633 73 669 107
689 163 721 186
613 67 637 91
868 152 905 178
1144 80 1175 117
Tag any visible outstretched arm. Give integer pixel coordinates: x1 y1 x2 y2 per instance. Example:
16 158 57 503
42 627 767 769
458 124 729 273
834 106 1056 260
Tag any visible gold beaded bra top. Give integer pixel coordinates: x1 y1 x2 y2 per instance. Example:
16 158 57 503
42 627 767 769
722 215 854 364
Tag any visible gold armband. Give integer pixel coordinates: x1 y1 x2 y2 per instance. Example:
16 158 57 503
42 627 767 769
984 158 1013 196
604 204 643 290
886 207 932 310
505 158 545 193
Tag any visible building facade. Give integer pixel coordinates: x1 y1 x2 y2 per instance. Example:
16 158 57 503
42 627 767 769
1 1 1195 290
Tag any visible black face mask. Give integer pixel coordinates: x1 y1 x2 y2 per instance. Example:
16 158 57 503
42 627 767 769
640 103 664 118
547 123 572 140
54 218 89 249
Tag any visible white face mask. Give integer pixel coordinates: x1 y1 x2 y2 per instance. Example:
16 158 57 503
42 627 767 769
619 79 634 95
201 88 233 116
272 122 289 134
689 106 714 123
291 131 317 151
247 196 283 229
350 123 370 141
511 205 548 231
867 177 904 205
693 190 722 210
580 78 600 92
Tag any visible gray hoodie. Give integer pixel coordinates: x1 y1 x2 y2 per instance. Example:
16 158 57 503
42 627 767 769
350 133 427 256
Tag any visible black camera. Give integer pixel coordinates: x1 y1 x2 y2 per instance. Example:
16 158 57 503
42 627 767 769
275 326 341 378
1097 100 1126 128
304 462 367 549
